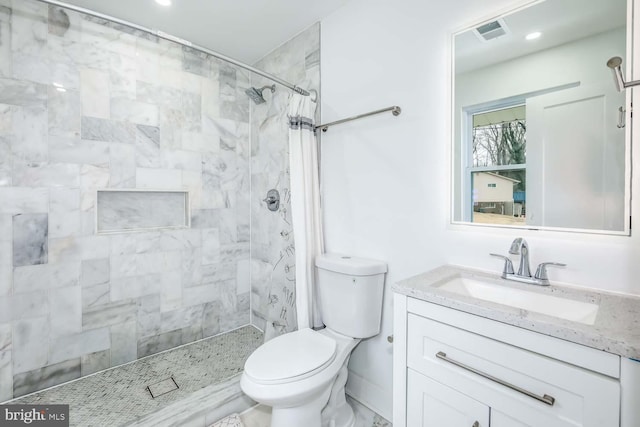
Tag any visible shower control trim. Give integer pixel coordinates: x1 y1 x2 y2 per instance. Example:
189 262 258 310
264 189 280 211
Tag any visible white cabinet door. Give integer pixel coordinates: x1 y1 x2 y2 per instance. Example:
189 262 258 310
491 410 531 427
407 369 490 427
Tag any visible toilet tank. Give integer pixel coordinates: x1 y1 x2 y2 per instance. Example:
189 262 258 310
315 253 387 339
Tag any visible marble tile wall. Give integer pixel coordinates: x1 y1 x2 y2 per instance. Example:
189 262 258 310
0 0 252 401
249 23 321 340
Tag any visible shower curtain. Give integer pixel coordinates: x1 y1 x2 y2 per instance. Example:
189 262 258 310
287 93 325 330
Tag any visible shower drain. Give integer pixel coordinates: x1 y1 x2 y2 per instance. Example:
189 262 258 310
146 376 180 398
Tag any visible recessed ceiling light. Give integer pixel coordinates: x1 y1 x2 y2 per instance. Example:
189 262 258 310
155 0 171 6
526 32 542 41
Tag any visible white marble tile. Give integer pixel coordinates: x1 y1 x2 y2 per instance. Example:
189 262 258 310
48 85 81 138
161 149 202 171
202 228 220 265
135 124 160 168
10 0 48 56
0 263 11 297
183 284 220 308
12 161 80 188
48 135 110 166
0 323 11 352
49 187 80 238
111 97 159 126
0 5 11 79
80 349 110 376
110 274 163 301
80 164 110 211
136 167 182 189
12 316 49 374
109 52 137 100
11 106 47 162
80 258 109 287
80 20 136 58
49 285 82 338
13 261 80 294
0 79 47 109
48 327 110 365
0 187 48 214
0 104 11 131
83 299 137 330
81 283 109 309
47 235 110 263
80 68 110 119
12 53 50 85
109 142 136 188
110 321 137 365
161 270 182 311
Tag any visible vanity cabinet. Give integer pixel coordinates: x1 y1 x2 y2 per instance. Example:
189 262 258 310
393 295 627 427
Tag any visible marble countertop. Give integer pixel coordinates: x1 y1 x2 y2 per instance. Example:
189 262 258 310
393 265 640 359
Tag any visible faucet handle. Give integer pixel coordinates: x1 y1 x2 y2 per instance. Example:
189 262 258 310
534 262 566 281
490 253 515 276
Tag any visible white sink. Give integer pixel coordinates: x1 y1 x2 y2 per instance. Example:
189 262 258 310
438 276 599 325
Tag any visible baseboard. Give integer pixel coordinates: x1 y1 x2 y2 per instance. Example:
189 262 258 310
345 370 392 421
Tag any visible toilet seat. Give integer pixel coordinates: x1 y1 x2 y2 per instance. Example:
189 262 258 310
244 329 337 385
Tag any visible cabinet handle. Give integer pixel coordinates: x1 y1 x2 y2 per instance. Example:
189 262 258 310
436 351 556 406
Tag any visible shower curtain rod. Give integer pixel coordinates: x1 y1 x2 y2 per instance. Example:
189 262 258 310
36 0 316 100
315 105 401 132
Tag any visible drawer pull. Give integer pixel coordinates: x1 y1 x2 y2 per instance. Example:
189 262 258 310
436 351 556 406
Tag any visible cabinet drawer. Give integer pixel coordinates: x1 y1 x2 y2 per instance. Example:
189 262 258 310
407 313 620 427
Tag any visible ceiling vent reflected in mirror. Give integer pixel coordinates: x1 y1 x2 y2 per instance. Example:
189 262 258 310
473 19 510 42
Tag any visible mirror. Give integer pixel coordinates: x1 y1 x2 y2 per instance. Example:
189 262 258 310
452 0 630 234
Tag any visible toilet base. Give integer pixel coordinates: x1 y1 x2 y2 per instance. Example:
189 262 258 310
321 357 355 427
270 386 331 427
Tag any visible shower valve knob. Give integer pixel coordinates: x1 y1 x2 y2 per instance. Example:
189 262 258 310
263 189 280 212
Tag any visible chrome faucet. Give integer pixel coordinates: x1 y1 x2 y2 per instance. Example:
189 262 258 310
509 237 531 278
490 238 566 286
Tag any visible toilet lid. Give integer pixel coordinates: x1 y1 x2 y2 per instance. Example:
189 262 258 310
244 329 337 384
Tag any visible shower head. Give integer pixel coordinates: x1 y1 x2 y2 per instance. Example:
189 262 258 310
245 84 276 104
607 56 625 92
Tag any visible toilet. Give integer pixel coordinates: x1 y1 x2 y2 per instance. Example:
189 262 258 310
240 253 387 427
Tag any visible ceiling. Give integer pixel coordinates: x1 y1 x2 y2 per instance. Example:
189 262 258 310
60 0 351 64
455 0 627 74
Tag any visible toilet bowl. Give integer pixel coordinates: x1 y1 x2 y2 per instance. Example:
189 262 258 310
241 328 359 427
240 254 387 427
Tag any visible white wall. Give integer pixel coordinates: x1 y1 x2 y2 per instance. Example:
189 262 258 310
320 0 639 420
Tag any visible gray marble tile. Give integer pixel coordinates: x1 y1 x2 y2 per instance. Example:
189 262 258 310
97 190 188 232
81 283 109 309
0 323 10 352
110 320 137 366
81 116 135 143
202 301 221 338
0 349 11 403
110 274 163 301
13 358 80 398
80 349 110 377
160 305 204 335
12 213 48 267
182 47 210 77
12 316 49 374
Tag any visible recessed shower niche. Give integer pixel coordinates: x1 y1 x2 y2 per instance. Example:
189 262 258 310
96 190 190 233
